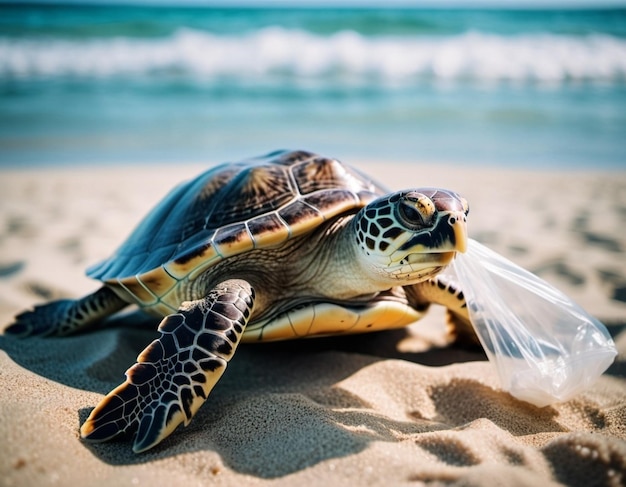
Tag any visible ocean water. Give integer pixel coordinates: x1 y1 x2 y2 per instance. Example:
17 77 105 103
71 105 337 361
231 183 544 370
0 4 625 169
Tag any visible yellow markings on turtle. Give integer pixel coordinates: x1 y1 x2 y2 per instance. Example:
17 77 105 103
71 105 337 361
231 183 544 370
188 258 220 281
240 325 262 342
307 304 360 336
136 267 178 298
166 244 220 279
113 278 179 316
213 223 254 258
278 200 325 237
250 305 316 341
303 189 362 221
246 212 290 248
149 301 179 316
241 300 423 343
266 302 415 338
249 317 297 341
350 301 421 333
115 276 158 307
155 282 187 315
415 195 436 220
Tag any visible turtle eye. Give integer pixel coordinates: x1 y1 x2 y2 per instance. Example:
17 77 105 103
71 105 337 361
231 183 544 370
397 200 427 229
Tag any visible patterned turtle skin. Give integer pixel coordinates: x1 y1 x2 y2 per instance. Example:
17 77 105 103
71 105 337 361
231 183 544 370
6 150 474 453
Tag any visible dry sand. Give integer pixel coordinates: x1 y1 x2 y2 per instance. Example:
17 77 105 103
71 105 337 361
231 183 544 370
0 160 625 487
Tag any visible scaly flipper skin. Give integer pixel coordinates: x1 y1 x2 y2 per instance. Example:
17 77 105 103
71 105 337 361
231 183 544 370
80 279 255 453
5 286 127 337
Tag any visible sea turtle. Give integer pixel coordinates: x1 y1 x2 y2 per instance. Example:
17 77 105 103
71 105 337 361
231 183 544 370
7 150 474 453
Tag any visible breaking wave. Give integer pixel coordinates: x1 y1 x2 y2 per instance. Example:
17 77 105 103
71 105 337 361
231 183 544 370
1 28 626 84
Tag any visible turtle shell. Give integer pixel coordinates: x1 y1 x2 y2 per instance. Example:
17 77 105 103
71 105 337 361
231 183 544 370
87 150 385 312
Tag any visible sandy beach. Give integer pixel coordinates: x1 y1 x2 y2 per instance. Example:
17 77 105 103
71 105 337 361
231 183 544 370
1 160 625 487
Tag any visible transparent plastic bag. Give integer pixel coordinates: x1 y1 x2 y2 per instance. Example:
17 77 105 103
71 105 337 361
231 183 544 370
447 239 617 407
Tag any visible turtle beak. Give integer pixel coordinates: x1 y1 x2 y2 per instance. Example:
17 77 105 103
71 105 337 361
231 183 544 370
453 216 468 253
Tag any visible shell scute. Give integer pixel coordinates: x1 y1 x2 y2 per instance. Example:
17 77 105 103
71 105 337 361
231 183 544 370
293 157 348 194
211 164 294 227
118 276 158 307
303 189 360 218
278 200 325 236
213 223 254 258
168 243 220 279
137 267 178 297
246 212 291 248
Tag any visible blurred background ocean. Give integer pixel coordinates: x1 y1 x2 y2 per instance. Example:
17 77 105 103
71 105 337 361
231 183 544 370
0 2 625 169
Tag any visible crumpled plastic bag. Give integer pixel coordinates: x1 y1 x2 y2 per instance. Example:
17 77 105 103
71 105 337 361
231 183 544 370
447 238 617 407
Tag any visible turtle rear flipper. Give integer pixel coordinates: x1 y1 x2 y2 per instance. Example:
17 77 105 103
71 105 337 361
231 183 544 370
5 286 127 337
405 276 480 347
80 279 255 453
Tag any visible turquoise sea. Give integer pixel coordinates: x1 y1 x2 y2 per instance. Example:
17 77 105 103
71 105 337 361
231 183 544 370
1 3 625 168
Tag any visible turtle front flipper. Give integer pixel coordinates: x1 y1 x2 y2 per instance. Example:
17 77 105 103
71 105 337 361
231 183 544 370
5 286 127 337
80 279 255 453
405 276 479 347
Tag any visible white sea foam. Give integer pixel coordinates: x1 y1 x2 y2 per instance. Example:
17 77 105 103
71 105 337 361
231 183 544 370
1 28 626 84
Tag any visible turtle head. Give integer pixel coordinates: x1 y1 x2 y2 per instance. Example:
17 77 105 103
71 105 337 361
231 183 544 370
354 188 469 284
